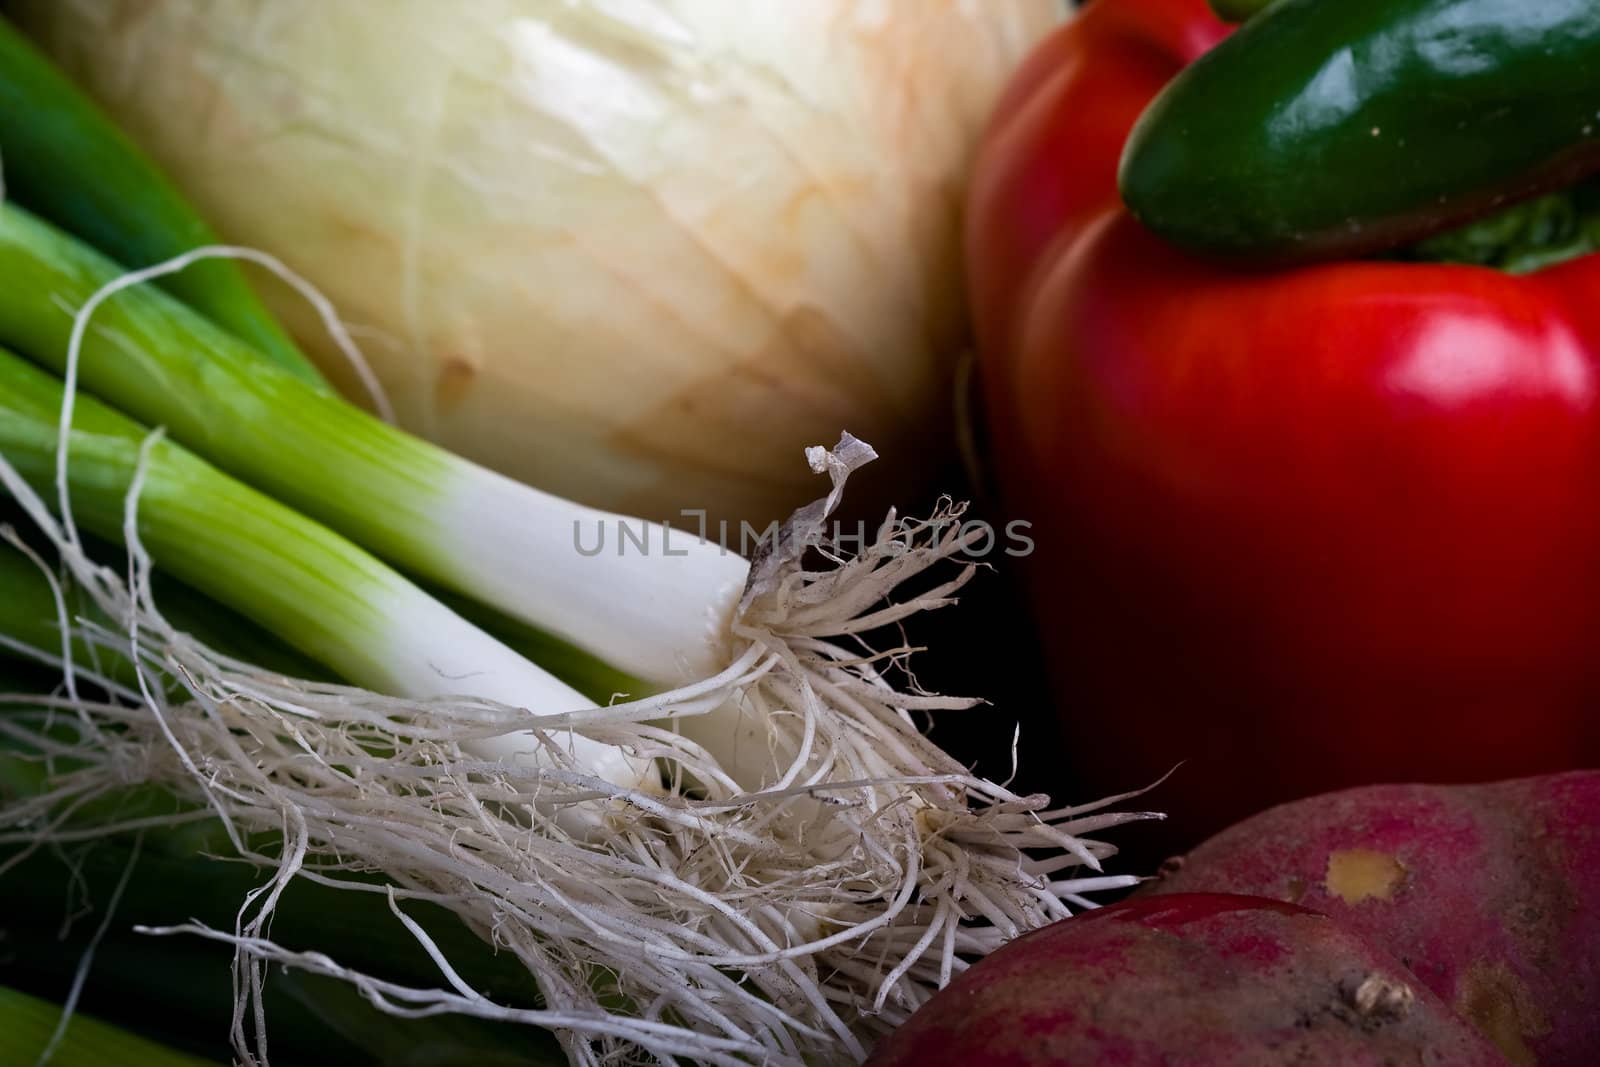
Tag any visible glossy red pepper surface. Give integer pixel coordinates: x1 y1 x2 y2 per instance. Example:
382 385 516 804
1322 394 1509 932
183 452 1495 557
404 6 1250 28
969 0 1600 846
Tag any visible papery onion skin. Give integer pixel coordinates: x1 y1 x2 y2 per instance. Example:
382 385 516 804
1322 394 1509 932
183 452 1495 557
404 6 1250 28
12 0 1063 526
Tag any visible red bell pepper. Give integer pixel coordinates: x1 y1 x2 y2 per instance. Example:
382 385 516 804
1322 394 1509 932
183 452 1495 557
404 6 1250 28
969 0 1600 846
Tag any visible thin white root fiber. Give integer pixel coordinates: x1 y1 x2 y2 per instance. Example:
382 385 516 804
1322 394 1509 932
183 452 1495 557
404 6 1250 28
0 436 1156 1066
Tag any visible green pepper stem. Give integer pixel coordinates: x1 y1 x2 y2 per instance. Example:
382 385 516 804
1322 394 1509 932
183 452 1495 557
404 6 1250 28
1207 0 1275 22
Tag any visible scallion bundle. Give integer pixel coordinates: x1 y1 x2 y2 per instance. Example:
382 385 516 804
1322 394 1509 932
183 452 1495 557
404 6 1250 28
0 31 1152 1067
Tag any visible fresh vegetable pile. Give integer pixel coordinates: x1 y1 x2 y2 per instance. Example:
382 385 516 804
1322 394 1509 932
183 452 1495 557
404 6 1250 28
0 5 1163 1066
7 0 1600 1061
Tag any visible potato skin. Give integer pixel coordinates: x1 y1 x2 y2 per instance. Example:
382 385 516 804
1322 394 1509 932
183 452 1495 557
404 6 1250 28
866 893 1508 1066
1145 772 1600 1066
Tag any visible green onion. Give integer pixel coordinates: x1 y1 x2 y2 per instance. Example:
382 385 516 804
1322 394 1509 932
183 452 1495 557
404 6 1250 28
0 187 1143 1063
0 985 219 1067
0 769 569 1067
0 529 328 686
427 585 646 706
0 203 749 690
0 15 324 388
1 521 638 705
0 534 68 662
0 343 647 787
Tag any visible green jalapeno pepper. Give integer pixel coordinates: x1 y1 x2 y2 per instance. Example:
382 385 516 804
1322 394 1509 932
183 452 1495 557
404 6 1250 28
1120 0 1600 264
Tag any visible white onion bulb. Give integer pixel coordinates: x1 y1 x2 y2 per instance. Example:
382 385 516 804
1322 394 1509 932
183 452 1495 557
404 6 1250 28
14 0 1062 525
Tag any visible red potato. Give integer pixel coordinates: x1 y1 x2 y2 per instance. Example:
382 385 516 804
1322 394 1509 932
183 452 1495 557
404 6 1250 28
867 893 1508 1066
1145 772 1600 1066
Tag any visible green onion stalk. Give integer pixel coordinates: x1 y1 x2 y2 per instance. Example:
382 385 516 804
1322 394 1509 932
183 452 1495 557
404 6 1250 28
0 14 321 387
0 343 649 789
0 365 784 1063
0 985 220 1067
0 202 1153 1064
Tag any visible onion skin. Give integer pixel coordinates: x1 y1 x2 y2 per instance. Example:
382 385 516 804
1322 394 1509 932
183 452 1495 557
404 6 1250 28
1144 773 1600 1067
867 893 1509 1066
12 0 1062 526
